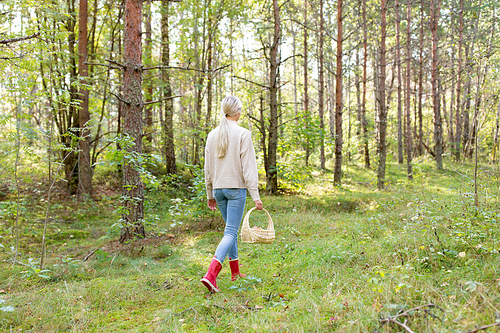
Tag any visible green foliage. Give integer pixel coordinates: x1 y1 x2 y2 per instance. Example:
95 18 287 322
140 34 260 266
185 164 213 220
19 258 51 280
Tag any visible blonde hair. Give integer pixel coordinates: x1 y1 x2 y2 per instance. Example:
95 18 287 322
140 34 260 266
216 96 242 158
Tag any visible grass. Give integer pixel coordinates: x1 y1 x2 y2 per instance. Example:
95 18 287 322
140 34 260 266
0 160 499 332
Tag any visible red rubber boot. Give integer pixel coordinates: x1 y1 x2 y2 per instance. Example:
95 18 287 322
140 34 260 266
201 259 222 292
229 259 246 281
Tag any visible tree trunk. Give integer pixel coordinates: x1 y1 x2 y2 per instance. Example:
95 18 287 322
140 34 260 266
417 3 424 156
406 0 413 179
64 0 80 195
361 0 370 168
303 0 310 166
329 62 335 140
161 0 177 174
291 17 298 123
374 47 380 154
334 0 343 184
78 0 92 199
266 0 280 194
120 0 145 243
454 0 464 160
377 0 388 189
449 48 455 154
205 32 214 132
318 0 325 170
143 0 154 152
395 0 404 164
431 0 443 170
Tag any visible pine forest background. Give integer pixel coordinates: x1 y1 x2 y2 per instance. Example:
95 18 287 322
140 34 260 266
0 0 500 330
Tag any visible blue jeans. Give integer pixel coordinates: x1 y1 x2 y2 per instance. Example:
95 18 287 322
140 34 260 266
213 188 247 264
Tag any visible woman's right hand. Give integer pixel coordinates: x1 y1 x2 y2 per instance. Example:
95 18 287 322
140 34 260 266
254 200 263 210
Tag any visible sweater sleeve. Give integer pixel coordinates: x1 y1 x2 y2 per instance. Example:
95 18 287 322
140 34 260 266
204 138 214 200
240 130 260 201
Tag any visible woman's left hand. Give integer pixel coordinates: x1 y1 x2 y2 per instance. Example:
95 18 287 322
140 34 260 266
207 199 217 210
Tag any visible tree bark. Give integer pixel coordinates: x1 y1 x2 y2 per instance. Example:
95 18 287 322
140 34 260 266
143 0 154 152
334 0 343 184
454 0 464 160
396 0 404 164
63 0 80 195
462 0 482 158
266 0 280 194
406 0 413 179
318 0 325 170
120 0 145 243
161 0 177 174
377 0 388 189
303 0 310 166
361 0 370 168
291 16 298 123
78 0 92 200
417 3 424 156
431 0 443 170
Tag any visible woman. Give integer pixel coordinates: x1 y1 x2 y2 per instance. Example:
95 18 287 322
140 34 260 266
201 96 263 293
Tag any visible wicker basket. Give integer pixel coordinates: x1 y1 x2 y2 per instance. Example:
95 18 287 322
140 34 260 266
240 208 275 244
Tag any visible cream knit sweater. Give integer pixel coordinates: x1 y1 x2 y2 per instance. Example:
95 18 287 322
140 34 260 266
204 120 260 201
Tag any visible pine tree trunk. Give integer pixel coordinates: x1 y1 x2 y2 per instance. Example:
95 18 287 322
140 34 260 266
431 0 443 170
291 18 298 124
417 3 424 156
318 0 325 170
120 0 145 243
396 0 404 164
329 63 335 139
303 0 310 166
361 0 370 168
377 0 388 189
64 0 80 195
463 0 482 158
78 0 92 199
161 0 177 174
205 33 214 132
334 0 343 184
454 0 464 160
406 0 413 179
143 0 154 152
266 0 280 194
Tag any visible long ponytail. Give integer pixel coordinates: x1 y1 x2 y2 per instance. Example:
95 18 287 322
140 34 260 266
216 96 242 158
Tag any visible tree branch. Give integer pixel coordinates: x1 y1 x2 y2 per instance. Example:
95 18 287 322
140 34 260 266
84 62 121 70
278 117 299 128
379 304 444 333
0 33 40 45
106 59 125 68
465 322 500 333
144 95 182 105
233 75 270 89
143 64 229 75
110 92 129 105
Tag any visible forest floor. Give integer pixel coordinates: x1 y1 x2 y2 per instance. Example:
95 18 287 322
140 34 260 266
0 160 499 332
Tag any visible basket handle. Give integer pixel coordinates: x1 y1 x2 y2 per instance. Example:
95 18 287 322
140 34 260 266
242 207 273 231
